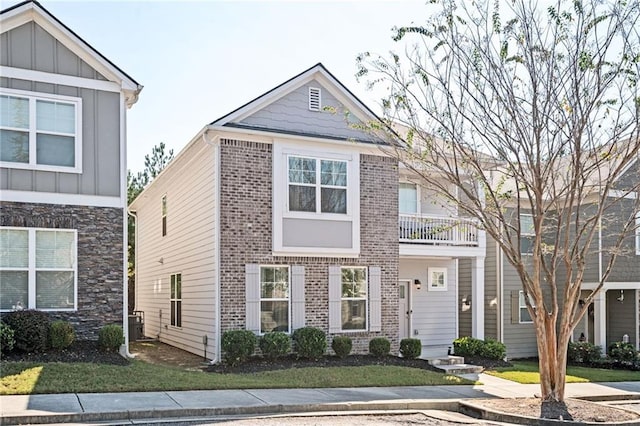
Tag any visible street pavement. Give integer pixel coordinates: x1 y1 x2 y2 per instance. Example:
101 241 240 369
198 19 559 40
2 373 640 425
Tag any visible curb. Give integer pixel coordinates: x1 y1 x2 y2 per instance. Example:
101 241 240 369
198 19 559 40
0 400 460 425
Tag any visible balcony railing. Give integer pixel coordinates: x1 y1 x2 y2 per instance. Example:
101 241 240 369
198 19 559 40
399 214 479 246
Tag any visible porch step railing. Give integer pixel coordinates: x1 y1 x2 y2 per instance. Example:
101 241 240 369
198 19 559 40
399 214 479 246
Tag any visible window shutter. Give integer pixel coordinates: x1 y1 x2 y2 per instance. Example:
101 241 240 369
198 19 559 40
369 266 382 332
511 290 520 324
245 264 260 333
328 266 342 333
291 265 305 331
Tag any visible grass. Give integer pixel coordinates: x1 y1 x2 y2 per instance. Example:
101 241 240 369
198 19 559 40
487 360 640 384
0 361 472 395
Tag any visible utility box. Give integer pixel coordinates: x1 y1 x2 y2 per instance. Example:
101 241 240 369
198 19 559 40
128 311 144 341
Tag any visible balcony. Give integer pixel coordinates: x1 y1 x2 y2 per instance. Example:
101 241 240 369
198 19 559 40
399 214 479 246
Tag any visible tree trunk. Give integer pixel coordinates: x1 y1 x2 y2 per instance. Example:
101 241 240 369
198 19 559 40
536 315 565 401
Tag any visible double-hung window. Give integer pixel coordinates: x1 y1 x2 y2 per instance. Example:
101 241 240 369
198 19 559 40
170 273 181 327
288 156 347 214
161 195 167 237
0 89 82 172
520 214 535 254
0 227 76 311
399 183 418 214
260 266 289 333
519 291 534 323
341 267 367 330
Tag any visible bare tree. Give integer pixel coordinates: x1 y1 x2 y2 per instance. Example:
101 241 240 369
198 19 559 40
357 0 640 401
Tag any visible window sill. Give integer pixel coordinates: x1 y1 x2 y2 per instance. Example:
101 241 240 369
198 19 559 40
0 161 82 174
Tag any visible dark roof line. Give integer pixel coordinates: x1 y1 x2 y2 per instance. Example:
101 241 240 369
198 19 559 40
1 0 140 87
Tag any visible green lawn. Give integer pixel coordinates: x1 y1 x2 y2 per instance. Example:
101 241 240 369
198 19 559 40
0 361 472 395
487 361 640 384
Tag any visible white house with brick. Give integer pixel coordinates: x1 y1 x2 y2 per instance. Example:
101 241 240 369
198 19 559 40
129 63 487 361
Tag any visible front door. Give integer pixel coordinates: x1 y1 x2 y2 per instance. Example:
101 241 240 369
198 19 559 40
398 280 411 340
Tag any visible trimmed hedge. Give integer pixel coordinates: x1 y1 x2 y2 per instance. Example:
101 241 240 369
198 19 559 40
222 330 257 366
49 320 75 350
453 337 506 360
292 327 326 360
567 341 602 364
0 322 15 354
259 331 291 360
369 337 391 357
399 338 422 359
331 336 352 358
608 341 637 363
98 325 125 352
3 310 50 352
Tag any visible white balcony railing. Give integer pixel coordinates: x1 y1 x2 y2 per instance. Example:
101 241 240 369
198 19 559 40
399 214 479 246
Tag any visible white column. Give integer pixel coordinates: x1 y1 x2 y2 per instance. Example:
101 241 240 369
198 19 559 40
471 256 485 340
593 290 607 350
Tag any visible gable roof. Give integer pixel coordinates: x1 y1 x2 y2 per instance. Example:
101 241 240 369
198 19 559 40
210 62 391 144
1 0 142 106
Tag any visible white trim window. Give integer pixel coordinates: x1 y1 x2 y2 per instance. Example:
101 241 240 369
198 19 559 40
341 267 367 330
428 267 447 291
161 195 167 237
519 291 534 323
0 227 77 311
260 266 290 333
0 88 82 173
170 273 182 327
288 155 347 214
399 182 418 214
520 214 535 255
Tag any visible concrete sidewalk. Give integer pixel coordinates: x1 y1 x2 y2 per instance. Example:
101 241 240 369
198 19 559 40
2 374 640 425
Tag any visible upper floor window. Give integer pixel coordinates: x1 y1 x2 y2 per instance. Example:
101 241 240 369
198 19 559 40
161 195 167 237
520 214 534 254
399 183 418 214
260 266 289 333
0 89 82 173
0 227 77 311
288 156 347 214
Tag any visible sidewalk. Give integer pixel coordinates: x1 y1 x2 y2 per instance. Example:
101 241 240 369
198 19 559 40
2 374 640 425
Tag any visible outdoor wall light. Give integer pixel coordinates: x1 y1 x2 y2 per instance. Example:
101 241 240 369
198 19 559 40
414 279 422 290
617 290 624 303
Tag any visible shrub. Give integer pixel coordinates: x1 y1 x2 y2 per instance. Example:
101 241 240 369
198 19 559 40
369 337 391 357
331 336 352 358
98 325 125 352
567 342 602 364
222 330 256 366
292 327 326 360
259 331 290 360
399 338 422 359
479 338 507 360
0 322 15 354
608 341 637 363
453 336 483 357
3 310 50 352
49 320 75 350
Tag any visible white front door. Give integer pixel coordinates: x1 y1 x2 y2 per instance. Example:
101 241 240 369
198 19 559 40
398 280 411 340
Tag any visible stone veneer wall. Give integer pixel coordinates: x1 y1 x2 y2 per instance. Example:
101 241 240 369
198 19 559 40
0 202 123 339
219 138 399 353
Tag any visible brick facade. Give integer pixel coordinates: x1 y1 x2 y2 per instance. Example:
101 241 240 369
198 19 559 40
219 139 399 353
0 202 124 339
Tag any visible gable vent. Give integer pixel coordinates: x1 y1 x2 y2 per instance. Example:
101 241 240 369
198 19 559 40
308 87 321 111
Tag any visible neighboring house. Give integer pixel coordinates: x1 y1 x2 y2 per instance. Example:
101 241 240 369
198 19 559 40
130 63 488 360
0 1 142 343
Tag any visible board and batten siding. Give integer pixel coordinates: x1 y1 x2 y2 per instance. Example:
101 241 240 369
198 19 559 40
0 22 121 197
133 139 217 358
238 79 378 142
399 258 457 357
484 235 499 340
606 289 637 348
457 259 472 337
501 258 538 359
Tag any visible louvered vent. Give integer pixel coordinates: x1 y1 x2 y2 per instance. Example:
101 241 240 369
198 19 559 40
308 87 321 111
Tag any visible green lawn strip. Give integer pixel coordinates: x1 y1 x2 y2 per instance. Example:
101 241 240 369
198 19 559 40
1 361 473 395
486 361 640 384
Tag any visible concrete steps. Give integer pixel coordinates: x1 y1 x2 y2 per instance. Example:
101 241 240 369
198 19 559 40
426 355 484 375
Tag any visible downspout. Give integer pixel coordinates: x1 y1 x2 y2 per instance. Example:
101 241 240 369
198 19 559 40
120 91 134 358
203 128 220 364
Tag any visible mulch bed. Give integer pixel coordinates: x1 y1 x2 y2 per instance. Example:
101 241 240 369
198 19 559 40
2 340 129 365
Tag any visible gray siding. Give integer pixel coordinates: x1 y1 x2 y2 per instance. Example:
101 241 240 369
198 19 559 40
0 24 121 197
484 235 498 339
458 258 472 337
607 289 636 348
602 198 639 282
282 218 352 248
502 259 538 359
238 79 378 142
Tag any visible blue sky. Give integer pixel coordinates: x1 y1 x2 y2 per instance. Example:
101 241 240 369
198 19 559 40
17 0 429 172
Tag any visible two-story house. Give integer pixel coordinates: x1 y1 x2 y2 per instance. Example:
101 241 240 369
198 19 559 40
0 1 142 344
130 63 487 360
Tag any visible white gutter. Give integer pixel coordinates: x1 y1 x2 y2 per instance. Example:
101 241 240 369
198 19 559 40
120 91 134 359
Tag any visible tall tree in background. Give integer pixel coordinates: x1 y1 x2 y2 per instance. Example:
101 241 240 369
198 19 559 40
358 0 639 401
127 142 174 309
